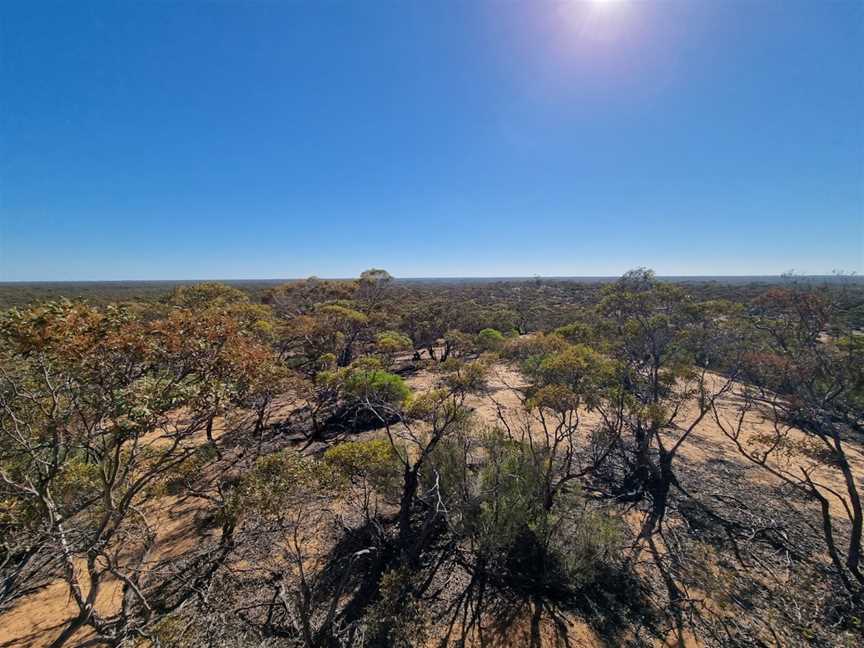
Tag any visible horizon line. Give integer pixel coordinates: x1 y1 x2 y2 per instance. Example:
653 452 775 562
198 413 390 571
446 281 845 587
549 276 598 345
1 273 860 285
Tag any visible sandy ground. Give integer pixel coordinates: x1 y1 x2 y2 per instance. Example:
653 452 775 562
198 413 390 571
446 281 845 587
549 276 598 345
2 361 861 648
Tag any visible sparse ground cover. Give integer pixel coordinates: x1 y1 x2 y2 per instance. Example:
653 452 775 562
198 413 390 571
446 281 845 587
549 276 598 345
2 272 862 647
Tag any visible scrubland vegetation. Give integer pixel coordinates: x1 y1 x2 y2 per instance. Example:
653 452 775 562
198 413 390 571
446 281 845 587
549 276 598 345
1 270 862 647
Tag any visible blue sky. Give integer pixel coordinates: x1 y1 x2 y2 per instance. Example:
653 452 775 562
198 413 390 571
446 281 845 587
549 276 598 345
1 0 862 280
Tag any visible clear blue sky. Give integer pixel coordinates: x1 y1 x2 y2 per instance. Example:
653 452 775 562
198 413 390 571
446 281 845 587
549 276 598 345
1 0 862 280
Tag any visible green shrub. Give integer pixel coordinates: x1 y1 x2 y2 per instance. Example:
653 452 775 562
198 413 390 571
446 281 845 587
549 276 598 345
234 450 330 518
477 327 505 351
321 360 411 408
50 457 102 511
376 330 412 355
344 369 410 404
463 432 622 596
364 568 429 648
439 358 489 394
324 438 402 493
553 321 594 345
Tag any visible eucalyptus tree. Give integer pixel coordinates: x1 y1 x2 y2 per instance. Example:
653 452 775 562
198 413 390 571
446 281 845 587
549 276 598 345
164 281 250 309
714 284 864 604
0 299 286 647
593 269 744 538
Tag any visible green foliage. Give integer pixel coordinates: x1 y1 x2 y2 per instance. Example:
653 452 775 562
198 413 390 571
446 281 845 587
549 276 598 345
502 332 569 364
0 497 27 529
147 614 199 648
316 303 369 326
364 568 429 648
165 282 249 309
477 327 505 351
235 450 330 518
53 458 102 506
264 277 359 317
324 438 402 493
551 499 623 588
527 384 584 414
534 344 606 386
553 321 594 345
412 420 626 603
438 358 490 394
421 432 471 511
403 388 469 426
375 330 412 355
329 363 411 406
462 431 622 593
471 433 546 554
402 388 448 420
442 328 473 356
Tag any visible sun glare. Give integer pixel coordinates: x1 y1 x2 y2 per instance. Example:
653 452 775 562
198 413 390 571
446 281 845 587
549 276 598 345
587 0 628 15
556 0 635 49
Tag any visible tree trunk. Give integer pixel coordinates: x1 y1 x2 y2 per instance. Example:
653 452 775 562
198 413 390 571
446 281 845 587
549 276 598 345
398 468 420 566
47 614 89 648
442 340 453 362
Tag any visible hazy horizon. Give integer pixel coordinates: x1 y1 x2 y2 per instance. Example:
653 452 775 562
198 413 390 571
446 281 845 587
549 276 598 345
2 271 861 283
1 273 861 286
